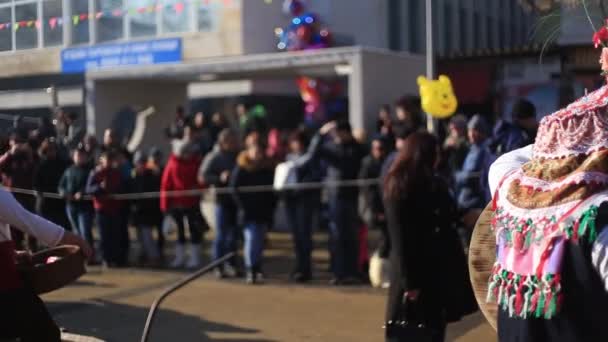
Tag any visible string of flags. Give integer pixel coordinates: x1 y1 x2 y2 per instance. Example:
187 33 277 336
0 0 235 31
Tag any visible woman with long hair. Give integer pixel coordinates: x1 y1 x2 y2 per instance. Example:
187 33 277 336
383 132 471 341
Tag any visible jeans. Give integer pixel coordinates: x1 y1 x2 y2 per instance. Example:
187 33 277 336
286 196 316 276
66 204 94 247
328 199 359 279
213 204 237 262
97 212 128 265
243 222 265 270
171 207 204 245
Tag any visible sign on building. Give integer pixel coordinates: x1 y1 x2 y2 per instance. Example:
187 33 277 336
61 38 182 73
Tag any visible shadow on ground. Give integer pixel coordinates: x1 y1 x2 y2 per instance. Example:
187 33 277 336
49 300 277 342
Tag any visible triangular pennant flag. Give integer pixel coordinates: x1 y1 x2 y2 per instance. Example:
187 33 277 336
19 21 27 27
155 4 162 11
26 20 34 27
35 20 41 29
174 2 185 14
57 18 63 26
137 7 146 14
72 15 79 25
112 9 122 17
95 11 103 19
0 23 5 30
147 5 155 13
79 13 88 21
49 17 57 29
203 0 210 5
14 23 19 31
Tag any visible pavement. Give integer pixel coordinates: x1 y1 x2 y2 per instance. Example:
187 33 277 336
44 231 496 342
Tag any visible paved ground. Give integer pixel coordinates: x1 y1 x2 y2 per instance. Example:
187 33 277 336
43 231 495 342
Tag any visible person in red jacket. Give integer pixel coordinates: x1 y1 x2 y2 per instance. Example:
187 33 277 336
161 139 205 269
86 151 127 267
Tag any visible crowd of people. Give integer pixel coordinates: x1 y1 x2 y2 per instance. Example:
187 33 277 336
0 95 538 292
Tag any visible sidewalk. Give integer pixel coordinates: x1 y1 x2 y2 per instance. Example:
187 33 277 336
44 232 495 341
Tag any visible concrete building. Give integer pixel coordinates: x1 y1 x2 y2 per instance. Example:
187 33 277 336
0 0 428 152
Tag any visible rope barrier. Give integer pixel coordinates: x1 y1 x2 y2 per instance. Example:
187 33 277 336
2 178 381 201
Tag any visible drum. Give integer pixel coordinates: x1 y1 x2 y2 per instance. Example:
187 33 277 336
17 245 86 295
468 204 498 330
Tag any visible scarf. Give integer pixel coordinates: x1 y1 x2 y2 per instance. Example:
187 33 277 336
488 84 608 319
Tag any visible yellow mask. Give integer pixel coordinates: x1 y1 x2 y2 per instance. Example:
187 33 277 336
417 75 458 119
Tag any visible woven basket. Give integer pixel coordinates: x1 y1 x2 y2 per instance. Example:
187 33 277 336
18 245 86 295
468 204 498 331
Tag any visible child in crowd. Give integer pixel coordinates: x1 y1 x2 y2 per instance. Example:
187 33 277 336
87 151 128 267
130 151 161 265
58 147 95 254
161 140 204 269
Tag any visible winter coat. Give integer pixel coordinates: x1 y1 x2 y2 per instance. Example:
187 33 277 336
86 167 124 215
160 154 202 212
130 168 162 226
198 146 237 206
230 152 276 224
284 150 323 199
358 154 385 224
455 142 495 211
489 120 536 156
0 149 37 209
33 157 70 218
384 176 477 326
309 134 366 202
58 164 94 211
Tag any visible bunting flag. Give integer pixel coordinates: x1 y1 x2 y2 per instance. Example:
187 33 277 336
0 0 241 31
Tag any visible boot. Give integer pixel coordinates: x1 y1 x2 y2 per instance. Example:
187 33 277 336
185 244 201 269
170 244 186 268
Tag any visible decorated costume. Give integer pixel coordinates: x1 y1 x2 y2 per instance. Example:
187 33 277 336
487 85 608 342
0 187 65 341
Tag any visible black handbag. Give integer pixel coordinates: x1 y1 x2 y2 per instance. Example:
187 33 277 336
384 299 437 342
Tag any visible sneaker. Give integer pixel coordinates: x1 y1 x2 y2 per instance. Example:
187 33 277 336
214 268 226 279
246 271 256 285
223 263 238 278
254 272 265 284
290 272 312 283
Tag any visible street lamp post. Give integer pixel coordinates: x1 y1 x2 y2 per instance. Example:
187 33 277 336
425 0 436 133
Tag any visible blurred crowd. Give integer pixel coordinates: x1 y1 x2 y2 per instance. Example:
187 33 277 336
0 95 538 286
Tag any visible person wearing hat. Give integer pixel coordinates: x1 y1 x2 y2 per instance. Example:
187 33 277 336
130 151 161 266
489 98 538 156
161 131 205 269
456 115 494 206
455 115 495 230
312 120 366 285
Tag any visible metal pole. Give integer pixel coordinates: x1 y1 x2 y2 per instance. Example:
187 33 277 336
425 0 435 134
140 253 236 342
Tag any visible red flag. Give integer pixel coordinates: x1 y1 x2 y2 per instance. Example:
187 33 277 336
49 17 57 29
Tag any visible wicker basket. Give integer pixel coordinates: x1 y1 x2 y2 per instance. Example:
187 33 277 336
468 204 498 331
18 245 86 295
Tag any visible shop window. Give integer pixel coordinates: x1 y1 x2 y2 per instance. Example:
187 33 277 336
0 6 11 51
43 0 62 47
162 0 189 33
15 2 38 50
96 0 124 42
130 0 157 38
71 0 89 44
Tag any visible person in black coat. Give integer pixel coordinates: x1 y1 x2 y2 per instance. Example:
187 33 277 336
33 139 71 229
359 136 389 258
383 132 476 342
130 151 161 265
311 120 366 284
230 143 276 284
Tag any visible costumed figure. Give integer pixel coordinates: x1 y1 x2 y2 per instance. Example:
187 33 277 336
486 23 608 342
0 187 91 341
